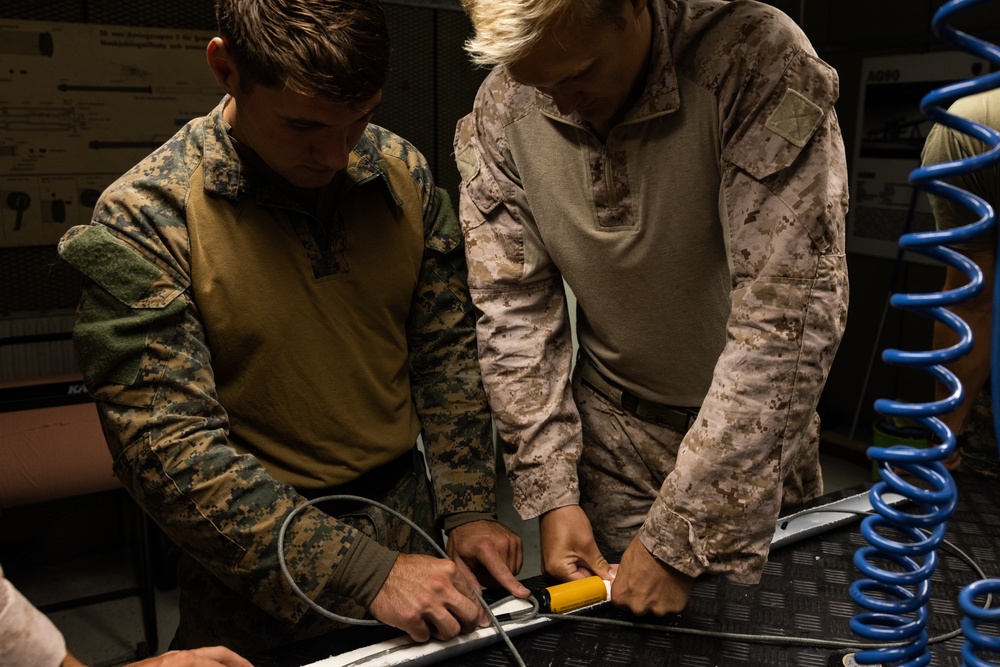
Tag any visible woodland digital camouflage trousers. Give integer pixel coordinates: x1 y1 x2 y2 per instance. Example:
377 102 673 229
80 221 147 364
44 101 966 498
170 450 437 654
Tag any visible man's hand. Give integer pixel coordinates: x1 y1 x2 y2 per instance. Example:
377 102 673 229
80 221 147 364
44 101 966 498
126 646 253 667
539 505 612 581
610 536 693 616
368 553 489 642
447 520 530 598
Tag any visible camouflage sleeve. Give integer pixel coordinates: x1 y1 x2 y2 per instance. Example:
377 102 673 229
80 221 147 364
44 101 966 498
58 173 394 625
454 83 583 520
407 182 498 527
640 44 849 582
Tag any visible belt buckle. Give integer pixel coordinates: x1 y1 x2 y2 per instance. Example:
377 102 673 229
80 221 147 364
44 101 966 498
639 400 694 433
619 390 640 415
676 410 695 432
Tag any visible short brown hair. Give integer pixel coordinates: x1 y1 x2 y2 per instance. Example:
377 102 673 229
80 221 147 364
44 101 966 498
215 0 390 102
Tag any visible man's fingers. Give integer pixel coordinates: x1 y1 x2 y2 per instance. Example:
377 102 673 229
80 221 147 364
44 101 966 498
587 551 613 580
476 548 530 596
447 562 491 629
188 647 254 667
442 584 489 635
127 647 255 667
454 556 484 595
447 521 529 597
426 605 464 641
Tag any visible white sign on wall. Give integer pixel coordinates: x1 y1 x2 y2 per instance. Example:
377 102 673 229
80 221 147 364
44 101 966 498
0 19 221 248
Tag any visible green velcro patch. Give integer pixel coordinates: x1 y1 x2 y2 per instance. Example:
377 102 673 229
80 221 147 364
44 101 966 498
765 88 824 148
75 285 147 387
60 225 161 306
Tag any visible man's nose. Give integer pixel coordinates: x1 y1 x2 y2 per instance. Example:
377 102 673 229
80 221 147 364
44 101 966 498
550 89 580 116
313 133 351 171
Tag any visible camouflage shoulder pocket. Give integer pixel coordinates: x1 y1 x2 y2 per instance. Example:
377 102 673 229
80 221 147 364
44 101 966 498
59 224 188 391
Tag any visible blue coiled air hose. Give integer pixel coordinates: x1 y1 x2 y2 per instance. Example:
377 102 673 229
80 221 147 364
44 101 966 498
848 1 1000 666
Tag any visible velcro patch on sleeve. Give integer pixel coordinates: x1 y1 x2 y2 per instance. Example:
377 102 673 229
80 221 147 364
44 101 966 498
60 225 161 305
455 143 480 186
764 88 824 148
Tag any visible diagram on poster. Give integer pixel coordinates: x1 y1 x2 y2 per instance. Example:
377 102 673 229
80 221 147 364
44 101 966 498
846 52 989 261
0 19 221 247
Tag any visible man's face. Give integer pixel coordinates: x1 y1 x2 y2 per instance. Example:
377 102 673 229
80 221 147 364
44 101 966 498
506 4 650 132
226 85 382 189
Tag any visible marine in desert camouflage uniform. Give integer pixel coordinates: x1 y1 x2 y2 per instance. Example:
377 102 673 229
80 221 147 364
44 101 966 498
57 0 527 654
454 0 849 616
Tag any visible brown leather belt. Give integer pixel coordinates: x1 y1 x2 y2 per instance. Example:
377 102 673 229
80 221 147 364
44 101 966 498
575 353 699 433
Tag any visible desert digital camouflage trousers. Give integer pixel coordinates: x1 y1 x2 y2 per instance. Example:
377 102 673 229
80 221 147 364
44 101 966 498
170 448 437 654
573 372 687 560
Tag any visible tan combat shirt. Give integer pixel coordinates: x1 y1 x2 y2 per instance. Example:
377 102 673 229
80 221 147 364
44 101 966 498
454 0 849 582
922 89 1000 250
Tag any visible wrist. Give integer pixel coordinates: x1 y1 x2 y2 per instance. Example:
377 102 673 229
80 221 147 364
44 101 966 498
442 510 498 533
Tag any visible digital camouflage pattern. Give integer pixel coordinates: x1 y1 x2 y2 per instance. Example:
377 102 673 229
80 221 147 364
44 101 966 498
454 0 849 583
171 458 439 652
58 98 496 652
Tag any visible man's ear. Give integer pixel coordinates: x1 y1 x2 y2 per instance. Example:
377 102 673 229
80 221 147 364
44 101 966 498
627 0 648 22
206 36 240 95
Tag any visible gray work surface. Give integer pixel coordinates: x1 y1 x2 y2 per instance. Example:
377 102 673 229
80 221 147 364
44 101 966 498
253 470 998 667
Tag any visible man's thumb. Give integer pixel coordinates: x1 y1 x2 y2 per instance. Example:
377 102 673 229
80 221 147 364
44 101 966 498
586 548 613 580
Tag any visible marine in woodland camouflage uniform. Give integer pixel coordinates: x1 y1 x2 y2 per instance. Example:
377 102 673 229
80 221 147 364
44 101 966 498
58 98 502 652
55 0 527 649
454 0 849 611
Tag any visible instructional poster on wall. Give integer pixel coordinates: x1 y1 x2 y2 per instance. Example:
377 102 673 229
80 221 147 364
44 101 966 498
0 19 221 248
846 52 989 260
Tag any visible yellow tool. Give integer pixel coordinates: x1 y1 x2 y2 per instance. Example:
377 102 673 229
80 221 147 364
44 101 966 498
532 576 611 614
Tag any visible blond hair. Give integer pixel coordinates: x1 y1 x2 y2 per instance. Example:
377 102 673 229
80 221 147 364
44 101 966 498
461 0 624 68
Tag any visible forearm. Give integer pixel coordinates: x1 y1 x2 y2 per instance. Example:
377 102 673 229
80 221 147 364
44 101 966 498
409 187 496 520
641 257 847 581
472 279 582 519
409 286 495 520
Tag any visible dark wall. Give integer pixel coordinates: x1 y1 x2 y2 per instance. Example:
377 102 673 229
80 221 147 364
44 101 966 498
796 1 1000 449
0 0 486 317
3 0 1000 451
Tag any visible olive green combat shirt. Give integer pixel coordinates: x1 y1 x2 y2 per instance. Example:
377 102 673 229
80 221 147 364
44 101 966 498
58 98 495 625
455 0 849 583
